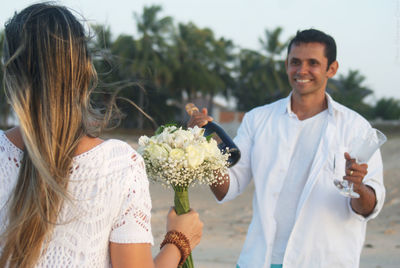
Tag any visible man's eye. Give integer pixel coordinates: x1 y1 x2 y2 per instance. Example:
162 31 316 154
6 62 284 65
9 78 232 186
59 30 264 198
310 60 319 65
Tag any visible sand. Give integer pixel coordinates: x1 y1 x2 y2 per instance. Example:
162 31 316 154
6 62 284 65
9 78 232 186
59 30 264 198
109 132 400 268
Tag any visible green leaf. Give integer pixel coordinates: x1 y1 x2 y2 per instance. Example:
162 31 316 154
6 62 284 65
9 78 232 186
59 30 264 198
164 123 178 128
155 123 179 135
154 125 165 135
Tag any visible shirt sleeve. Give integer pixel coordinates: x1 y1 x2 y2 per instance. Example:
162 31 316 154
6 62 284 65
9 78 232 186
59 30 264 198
218 111 254 203
109 153 154 245
344 117 385 221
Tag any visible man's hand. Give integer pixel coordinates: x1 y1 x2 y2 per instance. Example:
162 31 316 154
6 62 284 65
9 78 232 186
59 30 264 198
343 152 368 192
344 152 377 217
187 107 213 128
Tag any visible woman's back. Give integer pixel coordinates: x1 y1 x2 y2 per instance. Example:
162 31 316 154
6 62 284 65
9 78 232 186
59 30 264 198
0 131 153 267
1 3 203 267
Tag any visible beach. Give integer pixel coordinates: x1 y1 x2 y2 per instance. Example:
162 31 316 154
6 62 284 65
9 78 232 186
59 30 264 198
111 131 400 268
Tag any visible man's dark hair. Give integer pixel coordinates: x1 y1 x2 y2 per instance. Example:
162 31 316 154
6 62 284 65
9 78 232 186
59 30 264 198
287 29 337 68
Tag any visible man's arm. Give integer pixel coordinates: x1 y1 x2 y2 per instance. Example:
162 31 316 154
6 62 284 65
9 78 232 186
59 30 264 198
187 107 231 201
187 105 255 203
210 172 230 201
350 185 376 217
344 153 377 217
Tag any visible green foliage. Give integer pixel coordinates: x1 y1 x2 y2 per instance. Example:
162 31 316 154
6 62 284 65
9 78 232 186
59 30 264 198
1 5 397 129
373 98 400 120
171 22 227 99
233 27 291 111
259 27 289 59
328 70 374 118
155 123 178 135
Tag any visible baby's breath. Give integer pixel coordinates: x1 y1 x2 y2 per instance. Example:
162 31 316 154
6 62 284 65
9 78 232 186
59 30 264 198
138 126 229 188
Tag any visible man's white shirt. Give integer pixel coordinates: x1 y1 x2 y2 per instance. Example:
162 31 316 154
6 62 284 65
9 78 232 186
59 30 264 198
219 93 385 268
272 109 328 264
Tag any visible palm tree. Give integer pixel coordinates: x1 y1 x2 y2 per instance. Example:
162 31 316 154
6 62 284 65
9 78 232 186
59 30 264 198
207 37 236 115
259 27 288 60
234 49 281 110
90 24 118 85
259 26 290 97
374 97 400 120
328 69 374 118
232 27 291 111
133 5 174 129
170 22 232 121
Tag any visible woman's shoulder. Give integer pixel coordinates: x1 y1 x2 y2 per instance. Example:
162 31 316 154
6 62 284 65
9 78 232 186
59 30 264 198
71 139 146 187
98 139 140 159
2 127 24 151
75 138 138 160
74 138 143 170
0 128 24 157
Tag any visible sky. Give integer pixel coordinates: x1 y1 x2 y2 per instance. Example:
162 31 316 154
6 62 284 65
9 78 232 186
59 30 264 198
1 0 399 102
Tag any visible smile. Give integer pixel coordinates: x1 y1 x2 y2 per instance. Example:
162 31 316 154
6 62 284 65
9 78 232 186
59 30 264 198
294 78 311 83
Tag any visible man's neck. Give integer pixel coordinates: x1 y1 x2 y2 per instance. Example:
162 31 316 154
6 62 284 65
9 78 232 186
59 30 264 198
291 91 328 121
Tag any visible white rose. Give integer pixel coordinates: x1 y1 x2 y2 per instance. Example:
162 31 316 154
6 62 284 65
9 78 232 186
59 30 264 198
156 131 172 144
149 136 158 143
166 126 178 132
162 143 172 152
186 145 205 168
174 135 184 148
190 126 205 138
138 135 150 147
202 139 221 160
174 129 194 148
169 148 185 161
146 144 169 163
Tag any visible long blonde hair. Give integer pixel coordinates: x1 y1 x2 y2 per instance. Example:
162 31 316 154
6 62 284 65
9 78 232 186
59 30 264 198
0 3 109 267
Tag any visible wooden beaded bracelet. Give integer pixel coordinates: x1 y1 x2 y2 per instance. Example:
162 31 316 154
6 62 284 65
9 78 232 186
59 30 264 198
160 230 191 266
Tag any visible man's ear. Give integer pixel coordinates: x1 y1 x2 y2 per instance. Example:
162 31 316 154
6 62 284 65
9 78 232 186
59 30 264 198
327 61 339 78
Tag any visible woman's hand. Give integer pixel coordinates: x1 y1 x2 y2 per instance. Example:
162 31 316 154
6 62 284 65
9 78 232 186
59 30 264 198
110 209 203 268
166 208 203 250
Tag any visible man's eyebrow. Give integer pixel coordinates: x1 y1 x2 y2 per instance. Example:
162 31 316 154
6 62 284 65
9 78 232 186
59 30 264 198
308 58 321 63
290 57 321 63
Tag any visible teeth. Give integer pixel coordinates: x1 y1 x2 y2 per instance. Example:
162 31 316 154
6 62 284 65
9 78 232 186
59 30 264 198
296 79 310 83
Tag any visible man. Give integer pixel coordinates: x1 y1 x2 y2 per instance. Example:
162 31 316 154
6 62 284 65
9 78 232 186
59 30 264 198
188 29 385 268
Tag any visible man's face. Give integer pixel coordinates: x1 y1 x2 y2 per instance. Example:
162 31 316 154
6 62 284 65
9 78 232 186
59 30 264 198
285 42 338 97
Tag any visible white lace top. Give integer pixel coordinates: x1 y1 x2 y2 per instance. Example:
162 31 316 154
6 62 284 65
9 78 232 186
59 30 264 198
0 131 153 267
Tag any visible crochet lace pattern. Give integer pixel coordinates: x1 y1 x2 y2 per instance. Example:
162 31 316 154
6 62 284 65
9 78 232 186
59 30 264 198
0 131 153 267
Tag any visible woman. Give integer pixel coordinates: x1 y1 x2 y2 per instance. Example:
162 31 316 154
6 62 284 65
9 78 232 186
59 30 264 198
0 3 202 268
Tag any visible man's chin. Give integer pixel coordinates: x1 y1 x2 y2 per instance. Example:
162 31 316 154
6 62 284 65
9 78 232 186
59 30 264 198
292 87 321 96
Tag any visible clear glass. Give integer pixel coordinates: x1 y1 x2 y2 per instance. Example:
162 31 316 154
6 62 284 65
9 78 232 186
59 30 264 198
333 128 387 198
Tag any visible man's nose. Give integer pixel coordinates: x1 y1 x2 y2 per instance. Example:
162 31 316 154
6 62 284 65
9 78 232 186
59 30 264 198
296 63 308 74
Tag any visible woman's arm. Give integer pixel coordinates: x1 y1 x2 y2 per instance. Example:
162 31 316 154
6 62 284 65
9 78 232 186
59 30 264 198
110 242 181 268
110 209 203 268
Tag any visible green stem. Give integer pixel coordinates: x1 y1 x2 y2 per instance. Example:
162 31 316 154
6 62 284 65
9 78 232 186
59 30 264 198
172 186 194 268
174 187 190 215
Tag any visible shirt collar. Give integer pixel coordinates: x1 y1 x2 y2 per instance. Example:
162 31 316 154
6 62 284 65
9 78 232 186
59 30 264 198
282 91 341 117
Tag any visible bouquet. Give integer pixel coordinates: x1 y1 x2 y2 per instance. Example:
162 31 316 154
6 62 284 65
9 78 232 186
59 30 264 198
138 124 229 267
